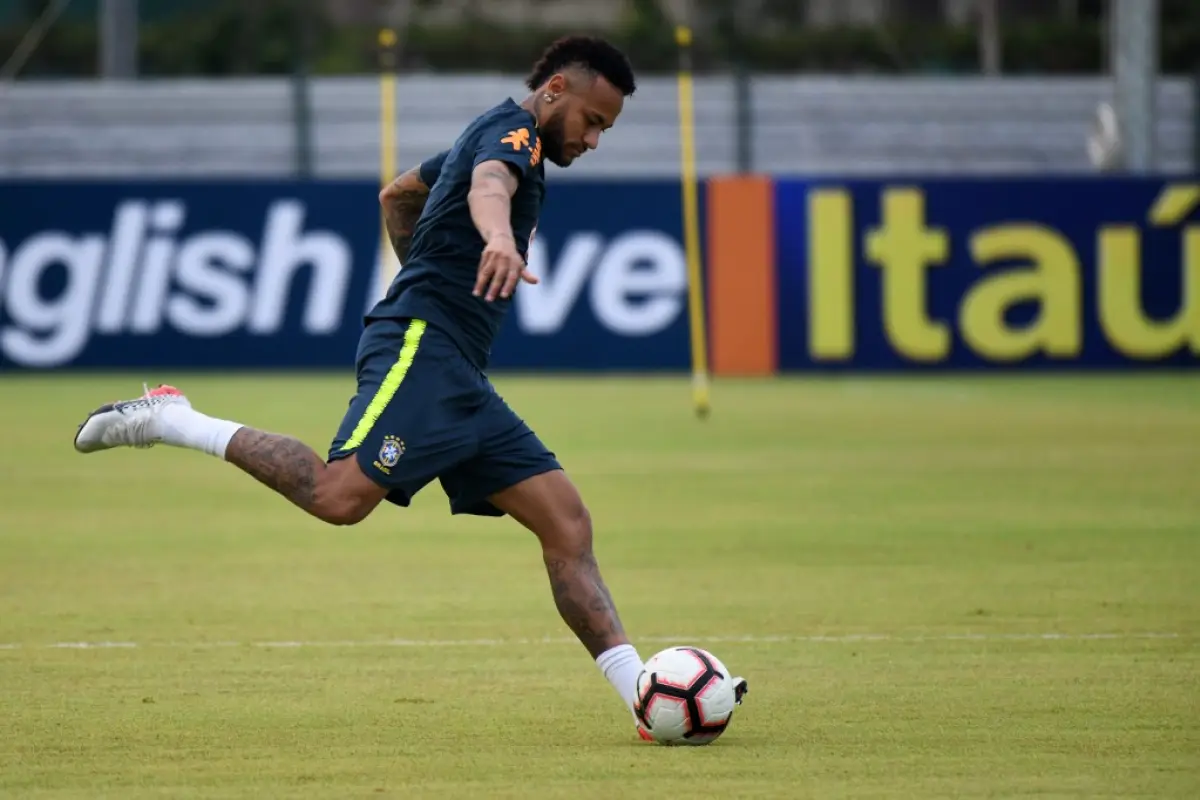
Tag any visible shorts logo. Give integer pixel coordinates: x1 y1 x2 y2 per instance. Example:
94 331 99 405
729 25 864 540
376 435 405 473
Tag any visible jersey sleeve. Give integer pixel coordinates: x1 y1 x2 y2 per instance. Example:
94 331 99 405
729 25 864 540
418 150 449 187
473 115 541 179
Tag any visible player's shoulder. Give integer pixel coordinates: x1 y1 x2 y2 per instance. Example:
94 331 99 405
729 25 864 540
465 99 537 147
460 98 543 174
469 98 536 130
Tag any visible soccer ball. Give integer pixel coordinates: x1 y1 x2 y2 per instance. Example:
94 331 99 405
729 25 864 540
633 646 747 746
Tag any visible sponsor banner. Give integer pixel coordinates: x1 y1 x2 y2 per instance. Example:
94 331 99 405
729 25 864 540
0 181 377 369
773 178 1200 370
0 180 696 370
493 180 696 370
11 175 1191 374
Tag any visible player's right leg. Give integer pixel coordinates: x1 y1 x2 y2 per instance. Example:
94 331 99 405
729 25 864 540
73 318 466 525
73 384 387 525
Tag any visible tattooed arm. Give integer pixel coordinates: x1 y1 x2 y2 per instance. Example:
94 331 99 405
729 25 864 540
467 160 520 244
379 160 436 263
468 161 536 301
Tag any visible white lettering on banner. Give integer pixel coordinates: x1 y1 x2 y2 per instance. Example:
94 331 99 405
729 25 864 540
0 199 352 368
4 233 105 368
518 231 687 336
251 201 349 335
519 233 603 333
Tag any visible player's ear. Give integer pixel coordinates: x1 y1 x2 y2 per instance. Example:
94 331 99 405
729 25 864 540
545 73 568 97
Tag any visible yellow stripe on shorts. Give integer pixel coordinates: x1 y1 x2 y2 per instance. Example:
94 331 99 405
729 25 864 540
339 318 427 452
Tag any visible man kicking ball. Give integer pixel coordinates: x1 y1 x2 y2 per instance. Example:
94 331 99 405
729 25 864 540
73 36 662 737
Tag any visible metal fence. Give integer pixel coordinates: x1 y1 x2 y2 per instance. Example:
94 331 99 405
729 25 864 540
0 74 1194 179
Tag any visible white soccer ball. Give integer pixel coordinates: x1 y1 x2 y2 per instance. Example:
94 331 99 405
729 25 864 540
633 645 747 746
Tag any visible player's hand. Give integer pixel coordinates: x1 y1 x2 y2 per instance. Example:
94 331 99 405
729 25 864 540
474 234 538 302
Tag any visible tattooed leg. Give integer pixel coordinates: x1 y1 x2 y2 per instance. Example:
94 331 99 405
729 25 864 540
490 470 631 658
544 548 629 657
224 428 386 526
71 383 386 525
224 428 323 512
489 469 643 715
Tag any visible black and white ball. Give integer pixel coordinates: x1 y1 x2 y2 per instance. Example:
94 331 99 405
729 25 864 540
633 646 746 745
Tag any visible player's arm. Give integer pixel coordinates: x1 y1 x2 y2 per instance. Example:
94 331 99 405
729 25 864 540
379 166 427 263
468 121 541 301
466 160 520 245
468 160 534 301
379 150 446 263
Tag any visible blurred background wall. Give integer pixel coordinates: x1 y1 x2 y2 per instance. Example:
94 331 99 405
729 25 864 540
0 0 1197 373
1 0 1196 177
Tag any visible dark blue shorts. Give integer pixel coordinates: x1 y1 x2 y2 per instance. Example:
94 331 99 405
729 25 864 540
327 317 561 516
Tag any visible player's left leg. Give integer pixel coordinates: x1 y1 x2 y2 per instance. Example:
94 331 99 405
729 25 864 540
436 389 644 724
488 469 645 713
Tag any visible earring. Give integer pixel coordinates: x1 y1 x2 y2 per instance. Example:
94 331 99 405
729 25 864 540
544 92 554 103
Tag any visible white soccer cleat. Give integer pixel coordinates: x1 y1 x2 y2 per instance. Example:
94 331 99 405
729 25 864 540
732 676 749 704
73 384 191 454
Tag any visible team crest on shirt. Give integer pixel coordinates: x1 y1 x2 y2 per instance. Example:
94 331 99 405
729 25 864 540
376 435 405 473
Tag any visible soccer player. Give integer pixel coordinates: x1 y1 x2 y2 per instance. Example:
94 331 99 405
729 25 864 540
73 36 655 736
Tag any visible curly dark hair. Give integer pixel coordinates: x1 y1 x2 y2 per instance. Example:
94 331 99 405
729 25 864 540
525 35 636 96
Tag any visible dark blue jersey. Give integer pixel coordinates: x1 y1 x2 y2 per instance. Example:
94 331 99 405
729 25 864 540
367 99 546 370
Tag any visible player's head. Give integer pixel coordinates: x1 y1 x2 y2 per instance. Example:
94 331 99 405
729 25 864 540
525 35 636 167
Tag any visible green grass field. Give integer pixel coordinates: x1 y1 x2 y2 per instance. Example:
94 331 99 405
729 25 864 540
1 373 1198 798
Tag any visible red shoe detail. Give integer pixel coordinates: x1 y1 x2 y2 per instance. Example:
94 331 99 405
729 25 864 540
146 384 182 398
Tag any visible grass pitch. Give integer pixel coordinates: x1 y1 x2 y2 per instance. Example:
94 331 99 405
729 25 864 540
1 372 1198 798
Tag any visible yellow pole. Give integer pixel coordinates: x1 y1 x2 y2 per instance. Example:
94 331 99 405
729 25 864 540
379 27 398 296
676 25 710 419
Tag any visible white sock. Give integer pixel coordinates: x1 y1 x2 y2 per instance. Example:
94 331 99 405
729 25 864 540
596 644 643 715
157 404 244 459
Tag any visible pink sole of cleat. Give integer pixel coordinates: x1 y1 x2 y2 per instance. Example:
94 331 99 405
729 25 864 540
145 384 183 398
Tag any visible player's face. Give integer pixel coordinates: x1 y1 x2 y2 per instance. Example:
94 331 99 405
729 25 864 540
543 75 625 167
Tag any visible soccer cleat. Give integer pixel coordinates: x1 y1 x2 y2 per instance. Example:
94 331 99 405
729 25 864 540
73 384 191 454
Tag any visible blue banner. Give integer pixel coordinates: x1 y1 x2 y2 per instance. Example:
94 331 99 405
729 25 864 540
774 177 1200 370
492 180 696 370
0 179 695 371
